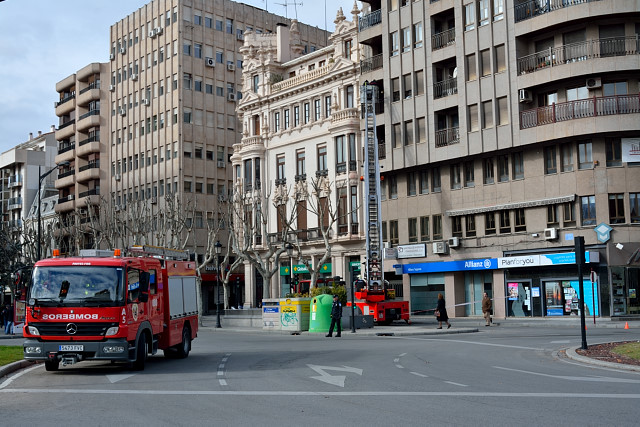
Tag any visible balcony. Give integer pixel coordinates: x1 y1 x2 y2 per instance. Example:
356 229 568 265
77 110 100 132
359 9 382 32
294 173 307 182
55 119 76 140
360 53 383 74
7 174 22 188
7 197 22 210
514 0 602 24
275 178 287 186
330 107 360 131
78 188 100 206
77 82 101 106
433 78 458 99
271 65 330 93
77 161 101 182
55 95 75 115
77 135 100 157
432 28 456 51
517 36 640 75
520 94 640 129
55 170 76 189
435 127 460 148
55 194 75 213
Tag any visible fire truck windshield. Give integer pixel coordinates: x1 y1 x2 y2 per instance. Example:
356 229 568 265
30 266 125 307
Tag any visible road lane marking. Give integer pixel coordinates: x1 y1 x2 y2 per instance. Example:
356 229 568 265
394 358 400 363
395 365 404 369
3 389 640 398
217 371 224 376
106 374 136 384
494 366 640 383
410 372 428 378
550 340 571 344
219 379 227 386
0 364 42 389
399 353 407 357
307 364 363 387
444 381 468 387
395 337 544 351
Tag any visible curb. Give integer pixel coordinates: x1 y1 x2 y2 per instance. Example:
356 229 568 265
564 346 640 372
0 360 34 379
199 325 479 336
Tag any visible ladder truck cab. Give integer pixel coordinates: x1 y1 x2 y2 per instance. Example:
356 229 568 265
346 82 410 325
23 245 199 371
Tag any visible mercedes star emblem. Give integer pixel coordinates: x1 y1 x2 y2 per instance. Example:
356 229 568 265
66 323 78 335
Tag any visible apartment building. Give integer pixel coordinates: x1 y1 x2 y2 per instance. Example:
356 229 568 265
357 0 640 318
0 128 58 250
234 9 362 306
53 0 328 312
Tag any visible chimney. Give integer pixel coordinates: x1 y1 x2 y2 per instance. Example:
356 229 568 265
38 131 42 137
51 125 56 132
29 132 33 140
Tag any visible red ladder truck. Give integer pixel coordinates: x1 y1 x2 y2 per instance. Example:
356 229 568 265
23 245 198 371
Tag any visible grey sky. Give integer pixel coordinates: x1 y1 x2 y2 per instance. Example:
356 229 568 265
0 0 346 154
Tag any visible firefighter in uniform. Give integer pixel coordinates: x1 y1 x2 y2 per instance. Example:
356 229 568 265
326 295 342 337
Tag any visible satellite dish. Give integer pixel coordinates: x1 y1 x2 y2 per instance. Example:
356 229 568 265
452 67 458 78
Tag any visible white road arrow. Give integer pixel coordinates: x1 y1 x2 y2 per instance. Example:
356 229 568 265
307 364 363 387
106 373 136 384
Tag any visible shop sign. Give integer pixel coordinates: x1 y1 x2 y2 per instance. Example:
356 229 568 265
594 223 612 243
349 262 361 272
398 258 497 274
621 137 640 163
282 264 332 275
497 251 593 268
397 244 426 259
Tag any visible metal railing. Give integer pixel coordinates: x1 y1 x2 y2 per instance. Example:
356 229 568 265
78 81 101 95
517 36 640 75
433 78 458 99
520 94 640 129
57 119 75 130
435 127 460 148
56 94 75 106
79 135 99 146
58 143 75 154
514 0 602 23
78 109 100 121
8 175 22 187
79 188 100 198
360 53 383 74
79 161 100 172
432 28 455 51
359 9 382 32
58 169 75 179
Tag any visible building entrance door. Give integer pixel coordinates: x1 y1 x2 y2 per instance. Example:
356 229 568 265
507 281 542 317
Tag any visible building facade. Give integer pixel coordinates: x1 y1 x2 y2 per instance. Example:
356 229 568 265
357 0 640 318
234 9 364 306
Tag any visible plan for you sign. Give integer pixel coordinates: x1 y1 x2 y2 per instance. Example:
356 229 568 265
497 252 591 268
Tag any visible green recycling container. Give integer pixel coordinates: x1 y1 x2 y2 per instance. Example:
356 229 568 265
309 294 333 333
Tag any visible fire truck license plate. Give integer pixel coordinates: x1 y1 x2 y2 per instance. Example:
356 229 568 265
59 345 83 351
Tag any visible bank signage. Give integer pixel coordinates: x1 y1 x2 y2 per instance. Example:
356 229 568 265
397 244 426 259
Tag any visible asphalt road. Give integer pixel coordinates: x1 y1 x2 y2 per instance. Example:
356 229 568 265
1 326 640 426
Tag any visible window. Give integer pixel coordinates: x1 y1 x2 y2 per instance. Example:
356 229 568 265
276 155 285 181
464 161 475 187
194 43 202 59
344 39 352 58
499 210 511 233
606 138 622 167
226 18 233 34
348 134 357 171
564 202 576 226
609 194 625 224
514 208 526 232
346 85 354 108
413 22 423 48
450 164 461 190
630 193 640 223
497 97 509 125
382 221 388 242
350 185 358 231
544 146 557 174
325 96 331 117
389 0 398 11
419 170 429 194
464 3 475 31
432 167 441 192
415 70 424 96
452 216 463 237
485 213 496 235
417 117 426 143
483 158 495 184
478 0 490 26
482 101 493 129
183 73 192 90
468 104 479 132
403 74 412 99
317 145 327 172
252 75 259 93
404 120 413 145
512 152 524 180
408 218 418 242
336 136 346 172
390 31 399 56
337 187 348 235
294 106 300 127
580 195 596 226
283 109 290 129
392 77 400 102
402 27 411 52
314 99 321 120
296 150 305 177
303 103 310 124
495 44 506 73
274 112 280 131
183 42 191 56
407 172 417 196
389 175 398 199
466 54 477 81
493 0 504 21
432 215 442 240
498 155 509 182
578 140 593 170
481 49 491 77
547 205 559 225
466 215 476 237
561 143 574 172
420 216 430 241
392 123 401 148
215 18 223 31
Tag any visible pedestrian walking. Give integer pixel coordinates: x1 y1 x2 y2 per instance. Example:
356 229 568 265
326 295 342 337
4 304 14 335
482 292 492 326
435 293 451 329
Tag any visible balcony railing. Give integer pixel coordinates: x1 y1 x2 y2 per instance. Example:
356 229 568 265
58 143 75 154
55 94 75 107
517 36 640 75
433 78 458 99
378 142 386 160
78 109 100 121
79 135 99 146
8 175 22 187
432 28 456 51
58 169 75 179
58 194 75 203
271 65 330 93
79 188 100 198
514 0 602 23
336 162 347 174
275 178 287 186
435 127 460 148
520 94 640 129
359 9 382 32
58 119 75 130
294 173 307 182
78 81 100 95
8 197 22 207
360 53 383 74
79 161 100 172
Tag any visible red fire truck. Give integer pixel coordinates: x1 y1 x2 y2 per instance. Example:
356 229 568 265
23 246 199 371
348 279 410 325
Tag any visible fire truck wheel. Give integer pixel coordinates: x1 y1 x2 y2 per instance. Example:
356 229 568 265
176 327 191 359
132 335 148 371
44 360 59 371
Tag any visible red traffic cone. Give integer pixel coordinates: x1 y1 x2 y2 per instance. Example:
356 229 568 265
624 322 629 330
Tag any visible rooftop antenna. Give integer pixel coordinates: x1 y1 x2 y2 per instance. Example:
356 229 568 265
275 0 303 20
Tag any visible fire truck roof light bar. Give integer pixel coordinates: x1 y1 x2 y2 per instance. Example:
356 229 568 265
128 245 189 260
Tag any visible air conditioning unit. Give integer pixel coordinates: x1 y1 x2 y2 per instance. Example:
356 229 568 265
217 160 226 168
448 237 460 248
518 89 532 103
109 53 115 60
227 63 235 71
432 241 449 255
119 47 126 54
544 227 558 240
119 108 126 116
237 33 244 41
131 73 138 81
151 196 158 204
149 30 156 38
154 27 163 35
205 57 215 67
586 77 601 90
109 84 115 92
114 174 121 181
227 93 236 102
142 98 150 106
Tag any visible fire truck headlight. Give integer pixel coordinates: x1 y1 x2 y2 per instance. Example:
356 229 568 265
25 346 42 354
103 346 125 353
105 326 119 336
27 326 40 336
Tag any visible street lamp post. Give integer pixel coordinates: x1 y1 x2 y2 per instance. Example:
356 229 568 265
215 240 222 328
286 243 293 293
37 161 69 260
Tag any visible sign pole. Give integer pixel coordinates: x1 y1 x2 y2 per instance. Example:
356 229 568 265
575 236 587 350
590 269 596 325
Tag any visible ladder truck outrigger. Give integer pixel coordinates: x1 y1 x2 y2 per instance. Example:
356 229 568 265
347 83 410 325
